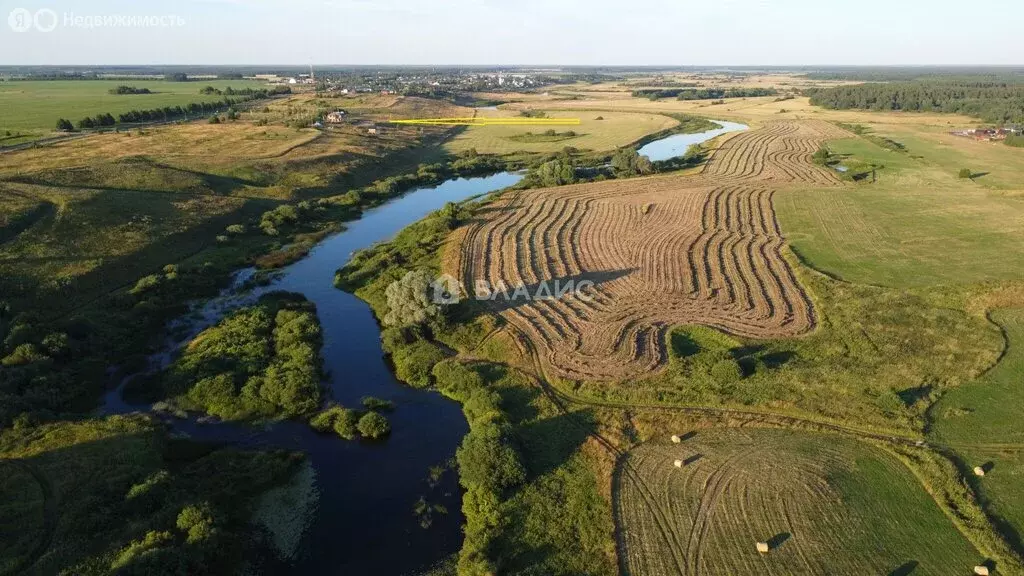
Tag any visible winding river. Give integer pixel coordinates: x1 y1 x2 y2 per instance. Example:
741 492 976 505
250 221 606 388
637 119 748 162
100 119 740 575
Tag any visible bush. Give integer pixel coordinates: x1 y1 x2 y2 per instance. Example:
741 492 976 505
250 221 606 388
333 409 360 439
362 396 395 411
130 274 163 295
357 411 391 439
392 339 446 388
309 405 359 439
958 168 973 178
456 425 525 495
710 358 744 384
176 502 217 544
1 343 48 366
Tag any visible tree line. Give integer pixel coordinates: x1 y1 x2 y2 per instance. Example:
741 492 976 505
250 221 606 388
633 87 778 100
808 80 1024 124
55 86 290 131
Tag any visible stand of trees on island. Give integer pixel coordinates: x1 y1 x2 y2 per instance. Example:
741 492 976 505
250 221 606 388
808 80 1024 124
633 87 778 100
55 86 291 131
108 85 153 95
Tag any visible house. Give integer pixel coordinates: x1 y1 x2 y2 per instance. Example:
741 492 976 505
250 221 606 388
325 110 347 123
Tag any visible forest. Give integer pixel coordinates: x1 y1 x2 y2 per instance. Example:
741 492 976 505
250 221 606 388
808 80 1024 124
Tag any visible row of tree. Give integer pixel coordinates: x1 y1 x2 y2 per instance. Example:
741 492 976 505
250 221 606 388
199 85 290 97
808 80 1024 124
633 87 778 100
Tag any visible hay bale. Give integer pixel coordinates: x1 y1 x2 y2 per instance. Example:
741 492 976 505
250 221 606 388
756 542 769 554
674 459 683 468
974 566 990 576
974 466 986 477
671 434 682 444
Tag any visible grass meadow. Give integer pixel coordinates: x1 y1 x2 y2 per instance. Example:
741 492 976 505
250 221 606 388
931 309 1024 549
617 428 982 576
0 79 264 138
444 109 678 155
776 133 1024 288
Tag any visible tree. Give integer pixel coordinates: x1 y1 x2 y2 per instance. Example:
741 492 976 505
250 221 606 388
383 270 443 327
209 115 221 124
77 117 96 129
533 158 577 187
55 118 74 132
611 148 654 177
812 146 831 165
357 411 391 439
959 168 973 179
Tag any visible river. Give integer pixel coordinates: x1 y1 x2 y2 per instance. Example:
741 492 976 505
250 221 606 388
637 119 748 162
99 120 736 575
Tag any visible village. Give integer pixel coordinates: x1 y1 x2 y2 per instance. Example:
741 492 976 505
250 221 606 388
950 125 1023 141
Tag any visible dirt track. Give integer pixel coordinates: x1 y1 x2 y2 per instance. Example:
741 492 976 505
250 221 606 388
447 120 841 381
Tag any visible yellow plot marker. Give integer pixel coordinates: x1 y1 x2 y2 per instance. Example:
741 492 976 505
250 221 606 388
388 117 581 127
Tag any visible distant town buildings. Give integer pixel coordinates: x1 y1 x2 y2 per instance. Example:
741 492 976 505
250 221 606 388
951 126 1021 141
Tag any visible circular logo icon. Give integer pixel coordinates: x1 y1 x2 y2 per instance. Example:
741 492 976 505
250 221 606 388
33 8 58 32
8 8 33 32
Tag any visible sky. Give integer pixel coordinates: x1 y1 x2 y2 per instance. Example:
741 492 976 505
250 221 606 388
2 0 1023 66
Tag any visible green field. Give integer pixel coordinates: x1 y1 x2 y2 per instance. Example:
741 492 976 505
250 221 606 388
931 309 1024 546
444 110 678 155
617 428 983 576
776 135 1024 288
0 80 264 137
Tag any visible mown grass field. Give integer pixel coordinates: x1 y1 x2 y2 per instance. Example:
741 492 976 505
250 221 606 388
776 133 1024 288
931 309 1024 548
617 428 983 576
444 109 678 155
0 79 264 138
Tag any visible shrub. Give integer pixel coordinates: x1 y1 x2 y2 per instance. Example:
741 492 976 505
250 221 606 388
110 530 173 570
710 358 744 384
209 115 221 124
333 409 360 439
456 424 525 495
357 411 391 439
958 168 973 178
130 274 163 295
1 343 48 366
226 224 247 235
309 405 359 439
176 502 217 544
392 339 446 388
361 396 395 411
